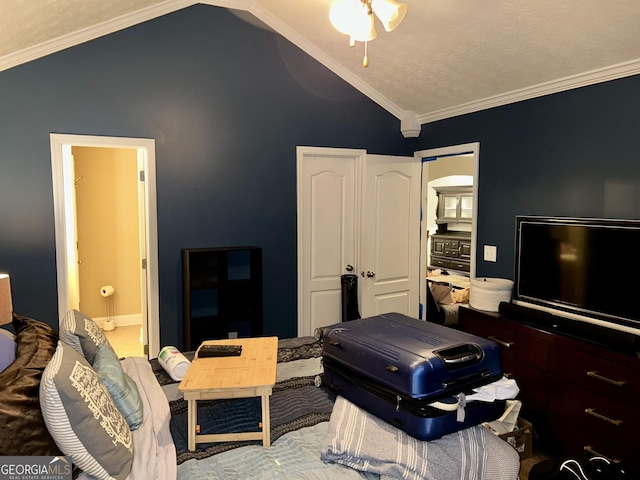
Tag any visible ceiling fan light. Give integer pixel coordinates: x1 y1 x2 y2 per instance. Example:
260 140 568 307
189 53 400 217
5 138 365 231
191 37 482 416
329 0 360 35
371 0 407 32
351 9 377 42
330 0 377 41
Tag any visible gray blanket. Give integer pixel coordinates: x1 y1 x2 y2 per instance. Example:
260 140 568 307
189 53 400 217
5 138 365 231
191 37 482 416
321 396 521 480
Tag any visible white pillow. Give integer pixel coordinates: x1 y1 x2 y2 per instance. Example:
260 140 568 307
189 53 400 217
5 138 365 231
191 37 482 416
40 341 134 480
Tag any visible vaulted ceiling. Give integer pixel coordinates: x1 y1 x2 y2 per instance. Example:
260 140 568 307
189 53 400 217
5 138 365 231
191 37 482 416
2 0 640 125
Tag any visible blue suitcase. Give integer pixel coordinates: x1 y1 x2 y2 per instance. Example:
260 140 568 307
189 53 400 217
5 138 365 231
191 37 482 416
322 312 505 440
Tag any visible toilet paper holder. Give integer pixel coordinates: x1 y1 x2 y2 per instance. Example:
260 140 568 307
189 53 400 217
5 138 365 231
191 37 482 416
100 285 115 297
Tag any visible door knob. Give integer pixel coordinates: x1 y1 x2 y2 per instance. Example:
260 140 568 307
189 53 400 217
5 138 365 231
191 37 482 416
366 271 376 278
346 265 354 272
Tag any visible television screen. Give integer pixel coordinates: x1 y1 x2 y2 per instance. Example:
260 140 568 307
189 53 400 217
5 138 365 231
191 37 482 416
514 216 640 334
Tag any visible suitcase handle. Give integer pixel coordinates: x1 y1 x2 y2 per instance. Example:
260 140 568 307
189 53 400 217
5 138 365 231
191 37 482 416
443 353 477 364
428 398 460 412
436 344 482 369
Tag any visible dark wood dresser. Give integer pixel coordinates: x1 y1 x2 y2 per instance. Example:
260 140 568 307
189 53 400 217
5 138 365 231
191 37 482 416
459 306 640 473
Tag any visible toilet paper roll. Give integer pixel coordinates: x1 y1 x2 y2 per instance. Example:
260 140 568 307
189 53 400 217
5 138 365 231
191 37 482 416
100 285 115 297
158 346 191 381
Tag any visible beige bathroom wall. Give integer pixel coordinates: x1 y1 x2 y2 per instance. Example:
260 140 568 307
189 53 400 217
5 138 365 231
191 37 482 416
73 146 141 319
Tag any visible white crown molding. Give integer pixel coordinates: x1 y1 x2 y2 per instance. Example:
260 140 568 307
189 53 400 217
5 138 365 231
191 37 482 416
417 58 640 125
1 0 638 127
0 0 198 73
0 0 403 119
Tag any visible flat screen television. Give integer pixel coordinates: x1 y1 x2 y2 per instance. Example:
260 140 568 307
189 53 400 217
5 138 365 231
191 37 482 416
513 216 640 338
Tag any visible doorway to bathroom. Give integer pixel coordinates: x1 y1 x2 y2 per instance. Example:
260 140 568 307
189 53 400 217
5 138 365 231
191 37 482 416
50 134 160 358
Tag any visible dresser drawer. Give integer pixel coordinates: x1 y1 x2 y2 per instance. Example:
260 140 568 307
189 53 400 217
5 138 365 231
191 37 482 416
431 257 451 268
460 308 549 415
430 234 471 271
462 311 548 372
450 260 470 272
547 378 639 467
507 361 548 418
549 343 640 403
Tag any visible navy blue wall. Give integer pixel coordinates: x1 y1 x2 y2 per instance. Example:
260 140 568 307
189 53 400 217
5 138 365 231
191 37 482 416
414 74 640 280
0 5 411 345
3 3 639 346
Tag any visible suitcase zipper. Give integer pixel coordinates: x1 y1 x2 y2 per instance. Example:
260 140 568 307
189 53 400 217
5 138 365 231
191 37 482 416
325 358 500 417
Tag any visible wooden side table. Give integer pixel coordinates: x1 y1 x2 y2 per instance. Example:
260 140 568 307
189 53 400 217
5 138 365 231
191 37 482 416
178 336 278 451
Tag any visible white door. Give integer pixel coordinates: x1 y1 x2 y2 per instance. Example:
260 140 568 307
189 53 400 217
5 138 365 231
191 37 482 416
297 147 364 336
359 155 421 318
297 148 420 336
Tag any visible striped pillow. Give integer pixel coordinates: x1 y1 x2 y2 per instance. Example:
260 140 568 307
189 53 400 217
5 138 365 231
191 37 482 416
59 310 114 363
40 341 133 480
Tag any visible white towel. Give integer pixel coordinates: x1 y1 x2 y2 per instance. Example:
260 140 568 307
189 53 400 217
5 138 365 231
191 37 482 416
466 376 519 403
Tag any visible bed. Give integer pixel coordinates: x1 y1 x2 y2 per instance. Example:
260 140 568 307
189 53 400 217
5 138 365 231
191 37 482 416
426 277 470 327
0 311 521 480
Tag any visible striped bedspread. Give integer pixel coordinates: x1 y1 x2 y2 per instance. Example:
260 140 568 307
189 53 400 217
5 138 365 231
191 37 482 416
321 396 521 480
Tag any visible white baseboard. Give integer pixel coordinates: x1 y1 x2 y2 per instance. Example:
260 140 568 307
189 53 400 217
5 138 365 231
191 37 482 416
94 313 142 329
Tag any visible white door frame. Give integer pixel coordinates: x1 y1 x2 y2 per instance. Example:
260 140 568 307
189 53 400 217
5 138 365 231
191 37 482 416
415 142 480 317
50 134 160 357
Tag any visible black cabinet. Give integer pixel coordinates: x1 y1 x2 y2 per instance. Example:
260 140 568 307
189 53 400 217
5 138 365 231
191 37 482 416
182 246 263 350
430 232 471 273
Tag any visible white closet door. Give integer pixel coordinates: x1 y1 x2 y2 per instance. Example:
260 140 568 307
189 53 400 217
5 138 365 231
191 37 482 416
297 148 363 336
359 155 421 318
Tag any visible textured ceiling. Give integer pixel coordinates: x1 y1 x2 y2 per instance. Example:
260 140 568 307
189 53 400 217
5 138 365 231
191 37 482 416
2 0 640 124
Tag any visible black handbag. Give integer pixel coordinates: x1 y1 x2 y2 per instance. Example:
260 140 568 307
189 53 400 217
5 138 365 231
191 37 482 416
529 453 630 480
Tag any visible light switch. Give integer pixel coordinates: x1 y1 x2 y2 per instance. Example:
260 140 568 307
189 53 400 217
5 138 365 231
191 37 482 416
484 245 497 262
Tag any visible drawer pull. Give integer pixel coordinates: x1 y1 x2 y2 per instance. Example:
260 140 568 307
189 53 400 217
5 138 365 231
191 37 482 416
488 336 514 348
583 446 621 463
586 371 626 387
585 408 623 426
583 446 605 458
